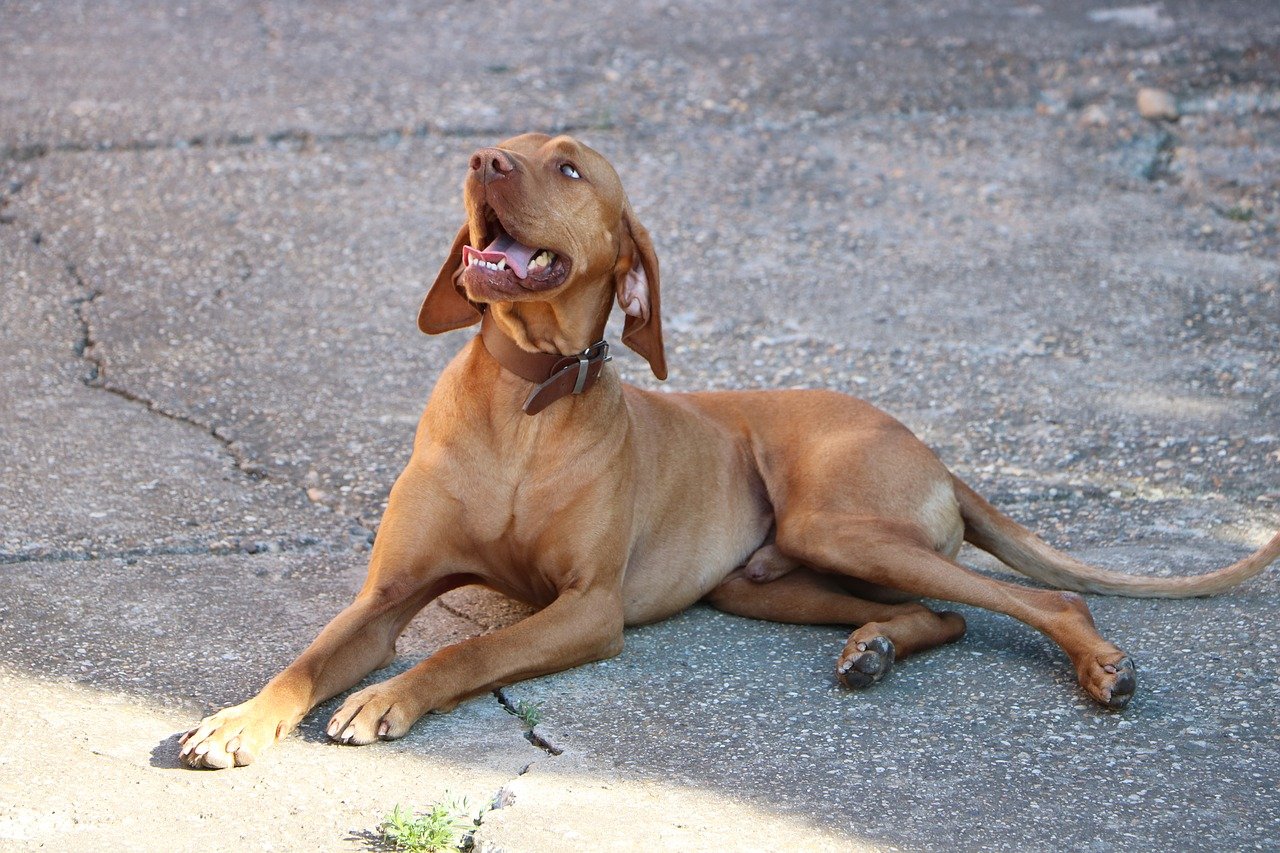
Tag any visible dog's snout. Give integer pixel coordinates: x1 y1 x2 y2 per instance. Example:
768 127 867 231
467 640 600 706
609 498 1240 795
470 148 515 183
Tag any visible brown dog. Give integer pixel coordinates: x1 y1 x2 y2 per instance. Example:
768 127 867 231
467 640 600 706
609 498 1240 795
180 134 1280 769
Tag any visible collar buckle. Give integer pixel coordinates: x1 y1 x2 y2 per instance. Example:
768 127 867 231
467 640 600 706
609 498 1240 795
572 341 610 395
516 337 611 414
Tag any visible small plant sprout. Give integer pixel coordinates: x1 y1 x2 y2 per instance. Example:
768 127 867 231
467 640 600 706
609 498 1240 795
377 795 489 853
513 700 542 730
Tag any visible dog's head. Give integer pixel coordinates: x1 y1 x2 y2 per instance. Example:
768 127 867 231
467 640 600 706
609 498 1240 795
419 133 665 380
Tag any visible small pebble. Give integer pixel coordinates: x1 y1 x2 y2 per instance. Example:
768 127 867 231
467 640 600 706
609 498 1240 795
1137 87 1179 120
1080 104 1110 127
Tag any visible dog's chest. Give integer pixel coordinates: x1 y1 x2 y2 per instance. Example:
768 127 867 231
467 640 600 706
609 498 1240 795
426 423 630 587
452 457 601 546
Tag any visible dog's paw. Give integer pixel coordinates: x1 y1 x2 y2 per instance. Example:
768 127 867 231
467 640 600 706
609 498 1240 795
179 700 288 769
327 684 420 746
1078 652 1137 710
836 635 896 688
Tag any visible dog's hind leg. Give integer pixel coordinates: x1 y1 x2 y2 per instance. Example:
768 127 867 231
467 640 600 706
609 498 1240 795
705 566 966 686
775 510 1137 709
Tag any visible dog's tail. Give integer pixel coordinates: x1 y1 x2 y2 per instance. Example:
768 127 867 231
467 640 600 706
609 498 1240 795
953 475 1280 598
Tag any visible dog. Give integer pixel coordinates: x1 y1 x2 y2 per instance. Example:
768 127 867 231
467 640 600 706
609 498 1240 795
180 134 1280 769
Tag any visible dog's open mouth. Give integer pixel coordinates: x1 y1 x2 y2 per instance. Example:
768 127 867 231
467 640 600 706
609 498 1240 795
460 215 569 296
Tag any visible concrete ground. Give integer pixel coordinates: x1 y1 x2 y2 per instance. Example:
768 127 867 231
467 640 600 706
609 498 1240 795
2 1 1278 850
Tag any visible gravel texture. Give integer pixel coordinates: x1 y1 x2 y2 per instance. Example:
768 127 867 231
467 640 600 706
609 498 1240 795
2 1 1278 850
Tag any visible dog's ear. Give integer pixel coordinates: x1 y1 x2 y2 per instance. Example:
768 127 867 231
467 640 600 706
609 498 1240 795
418 224 482 334
614 206 667 380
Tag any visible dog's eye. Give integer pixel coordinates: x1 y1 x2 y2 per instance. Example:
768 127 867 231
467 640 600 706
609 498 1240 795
559 163 581 179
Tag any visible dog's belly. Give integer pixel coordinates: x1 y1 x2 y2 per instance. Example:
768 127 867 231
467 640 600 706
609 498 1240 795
620 501 770 625
612 388 773 624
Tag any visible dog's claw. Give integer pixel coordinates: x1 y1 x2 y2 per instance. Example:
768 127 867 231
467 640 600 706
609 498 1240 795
837 635 895 688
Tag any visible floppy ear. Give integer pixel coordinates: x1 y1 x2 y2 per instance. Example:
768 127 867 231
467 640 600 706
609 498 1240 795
614 206 667 380
418 224 482 334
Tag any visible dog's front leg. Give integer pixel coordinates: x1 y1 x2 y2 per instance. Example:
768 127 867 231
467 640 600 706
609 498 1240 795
180 474 463 769
179 588 429 768
325 584 625 745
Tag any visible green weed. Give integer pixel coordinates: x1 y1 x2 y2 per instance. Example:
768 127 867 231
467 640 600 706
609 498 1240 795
377 795 488 853
511 699 542 730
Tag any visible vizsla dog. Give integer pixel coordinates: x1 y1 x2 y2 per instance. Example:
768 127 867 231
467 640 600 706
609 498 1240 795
181 134 1280 768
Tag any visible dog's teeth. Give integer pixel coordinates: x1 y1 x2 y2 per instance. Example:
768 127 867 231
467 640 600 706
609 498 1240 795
496 259 507 270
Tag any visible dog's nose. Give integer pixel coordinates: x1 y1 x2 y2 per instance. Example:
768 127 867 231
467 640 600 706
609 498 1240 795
470 148 515 184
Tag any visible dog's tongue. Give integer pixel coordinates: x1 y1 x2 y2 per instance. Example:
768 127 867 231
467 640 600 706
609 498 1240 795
484 232 537 279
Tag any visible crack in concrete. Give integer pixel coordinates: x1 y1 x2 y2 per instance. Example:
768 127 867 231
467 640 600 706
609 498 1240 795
0 177 27 224
1 119 615 163
0 537 329 566
467 763 535 850
68 282 103 374
3 103 1044 166
434 596 489 629
61 254 379 541
494 687 564 756
66 261 273 482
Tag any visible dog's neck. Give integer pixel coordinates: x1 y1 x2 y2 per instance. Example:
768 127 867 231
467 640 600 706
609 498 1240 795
484 285 613 356
477 286 617 416
477 311 609 415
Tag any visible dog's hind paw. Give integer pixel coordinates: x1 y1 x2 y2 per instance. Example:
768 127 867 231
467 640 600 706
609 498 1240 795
1081 653 1137 710
836 635 895 688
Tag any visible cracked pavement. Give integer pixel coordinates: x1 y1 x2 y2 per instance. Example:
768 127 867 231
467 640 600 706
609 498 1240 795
2 1 1279 850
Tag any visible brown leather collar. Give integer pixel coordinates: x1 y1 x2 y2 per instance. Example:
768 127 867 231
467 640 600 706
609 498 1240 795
478 310 611 415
